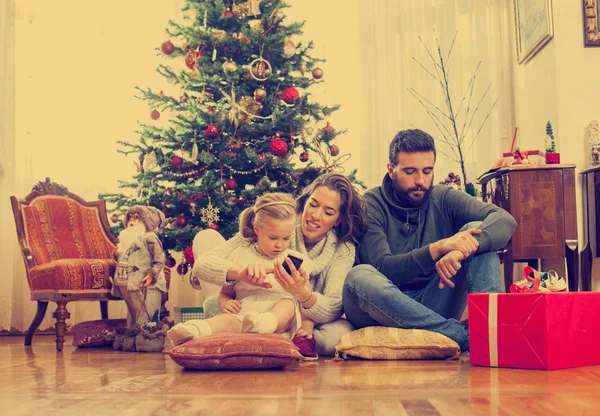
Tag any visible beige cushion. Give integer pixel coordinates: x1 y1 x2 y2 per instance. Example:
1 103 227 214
335 327 460 360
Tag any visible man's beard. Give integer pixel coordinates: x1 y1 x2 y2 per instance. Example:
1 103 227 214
117 222 146 253
391 173 433 208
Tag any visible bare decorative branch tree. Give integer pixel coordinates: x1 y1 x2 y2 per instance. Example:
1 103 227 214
409 31 498 191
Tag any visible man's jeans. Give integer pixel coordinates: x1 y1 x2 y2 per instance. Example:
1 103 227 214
342 223 503 352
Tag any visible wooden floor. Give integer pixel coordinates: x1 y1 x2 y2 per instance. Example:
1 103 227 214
2 335 600 416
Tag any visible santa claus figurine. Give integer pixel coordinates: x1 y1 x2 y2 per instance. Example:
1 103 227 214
111 206 168 352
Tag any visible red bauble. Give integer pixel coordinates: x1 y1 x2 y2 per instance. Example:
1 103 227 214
208 107 216 115
312 67 324 79
300 152 309 162
150 109 160 120
278 179 286 186
161 41 175 55
208 223 219 231
175 214 188 228
177 263 189 275
323 122 336 134
183 246 195 266
225 177 238 191
203 124 219 139
184 50 201 70
281 86 300 104
165 254 176 268
221 10 233 19
269 135 288 156
110 213 119 223
171 156 183 167
330 145 340 157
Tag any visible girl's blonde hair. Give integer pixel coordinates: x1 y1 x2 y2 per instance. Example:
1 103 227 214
239 192 296 242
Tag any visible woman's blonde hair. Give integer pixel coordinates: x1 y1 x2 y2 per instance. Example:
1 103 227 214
239 192 296 243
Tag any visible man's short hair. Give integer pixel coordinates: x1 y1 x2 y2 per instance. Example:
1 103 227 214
388 129 437 166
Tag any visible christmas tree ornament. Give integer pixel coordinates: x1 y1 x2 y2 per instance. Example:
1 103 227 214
312 67 324 79
111 213 119 224
232 0 262 18
161 40 175 55
150 109 160 120
329 145 340 156
142 149 159 171
248 57 271 81
208 223 219 231
239 96 263 122
184 49 202 70
281 86 299 104
183 246 195 265
320 121 336 140
159 90 164 95
253 87 267 102
222 59 238 73
213 29 227 42
235 33 250 43
300 152 309 162
221 9 233 19
269 134 288 156
248 19 264 33
190 203 197 216
165 253 176 268
200 199 221 225
171 156 184 167
191 135 199 161
176 214 188 228
300 61 307 76
203 124 219 139
207 107 216 115
545 121 560 164
282 39 296 58
225 177 238 191
177 263 189 275
278 179 286 186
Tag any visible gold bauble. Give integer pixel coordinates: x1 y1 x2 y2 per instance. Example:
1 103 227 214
213 29 227 41
253 87 267 102
239 96 263 122
300 61 307 76
282 38 296 58
223 60 238 73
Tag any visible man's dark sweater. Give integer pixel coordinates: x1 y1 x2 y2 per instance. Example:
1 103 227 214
359 175 517 290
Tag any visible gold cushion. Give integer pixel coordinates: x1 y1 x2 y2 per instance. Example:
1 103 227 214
335 327 460 360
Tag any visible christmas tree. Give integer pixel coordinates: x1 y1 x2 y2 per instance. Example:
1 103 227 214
101 0 362 262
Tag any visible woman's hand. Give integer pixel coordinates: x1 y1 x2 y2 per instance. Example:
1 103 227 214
237 264 273 288
222 299 242 314
140 275 153 288
273 258 311 300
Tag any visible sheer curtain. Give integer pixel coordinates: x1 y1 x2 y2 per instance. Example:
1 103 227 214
356 0 514 189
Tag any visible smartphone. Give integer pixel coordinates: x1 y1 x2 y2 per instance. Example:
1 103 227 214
282 254 303 274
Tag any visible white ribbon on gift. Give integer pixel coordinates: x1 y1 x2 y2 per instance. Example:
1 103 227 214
488 293 499 367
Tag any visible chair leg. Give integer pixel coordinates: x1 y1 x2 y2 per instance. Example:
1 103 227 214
25 301 49 347
100 301 108 320
52 301 71 352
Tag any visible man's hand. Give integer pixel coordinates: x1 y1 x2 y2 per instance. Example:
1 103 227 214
430 229 481 260
436 250 464 289
222 299 242 314
141 275 153 288
236 264 273 288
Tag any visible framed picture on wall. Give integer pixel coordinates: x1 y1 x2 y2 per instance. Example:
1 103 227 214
583 0 600 46
514 0 554 63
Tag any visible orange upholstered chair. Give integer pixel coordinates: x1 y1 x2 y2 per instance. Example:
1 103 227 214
11 178 120 351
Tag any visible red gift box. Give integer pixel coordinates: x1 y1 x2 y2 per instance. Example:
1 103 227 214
468 292 600 370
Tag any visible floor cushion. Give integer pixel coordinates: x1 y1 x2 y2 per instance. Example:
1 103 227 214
164 333 305 370
335 326 461 360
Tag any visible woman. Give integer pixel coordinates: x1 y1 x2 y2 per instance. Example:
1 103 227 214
191 172 367 356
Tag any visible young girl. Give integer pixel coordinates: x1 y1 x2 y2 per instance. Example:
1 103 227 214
167 193 313 347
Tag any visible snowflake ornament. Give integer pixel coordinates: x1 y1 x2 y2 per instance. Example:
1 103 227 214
200 199 221 225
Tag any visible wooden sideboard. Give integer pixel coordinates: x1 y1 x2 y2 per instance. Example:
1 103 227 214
478 164 578 293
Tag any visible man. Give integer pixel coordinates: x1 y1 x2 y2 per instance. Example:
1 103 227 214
342 129 517 352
